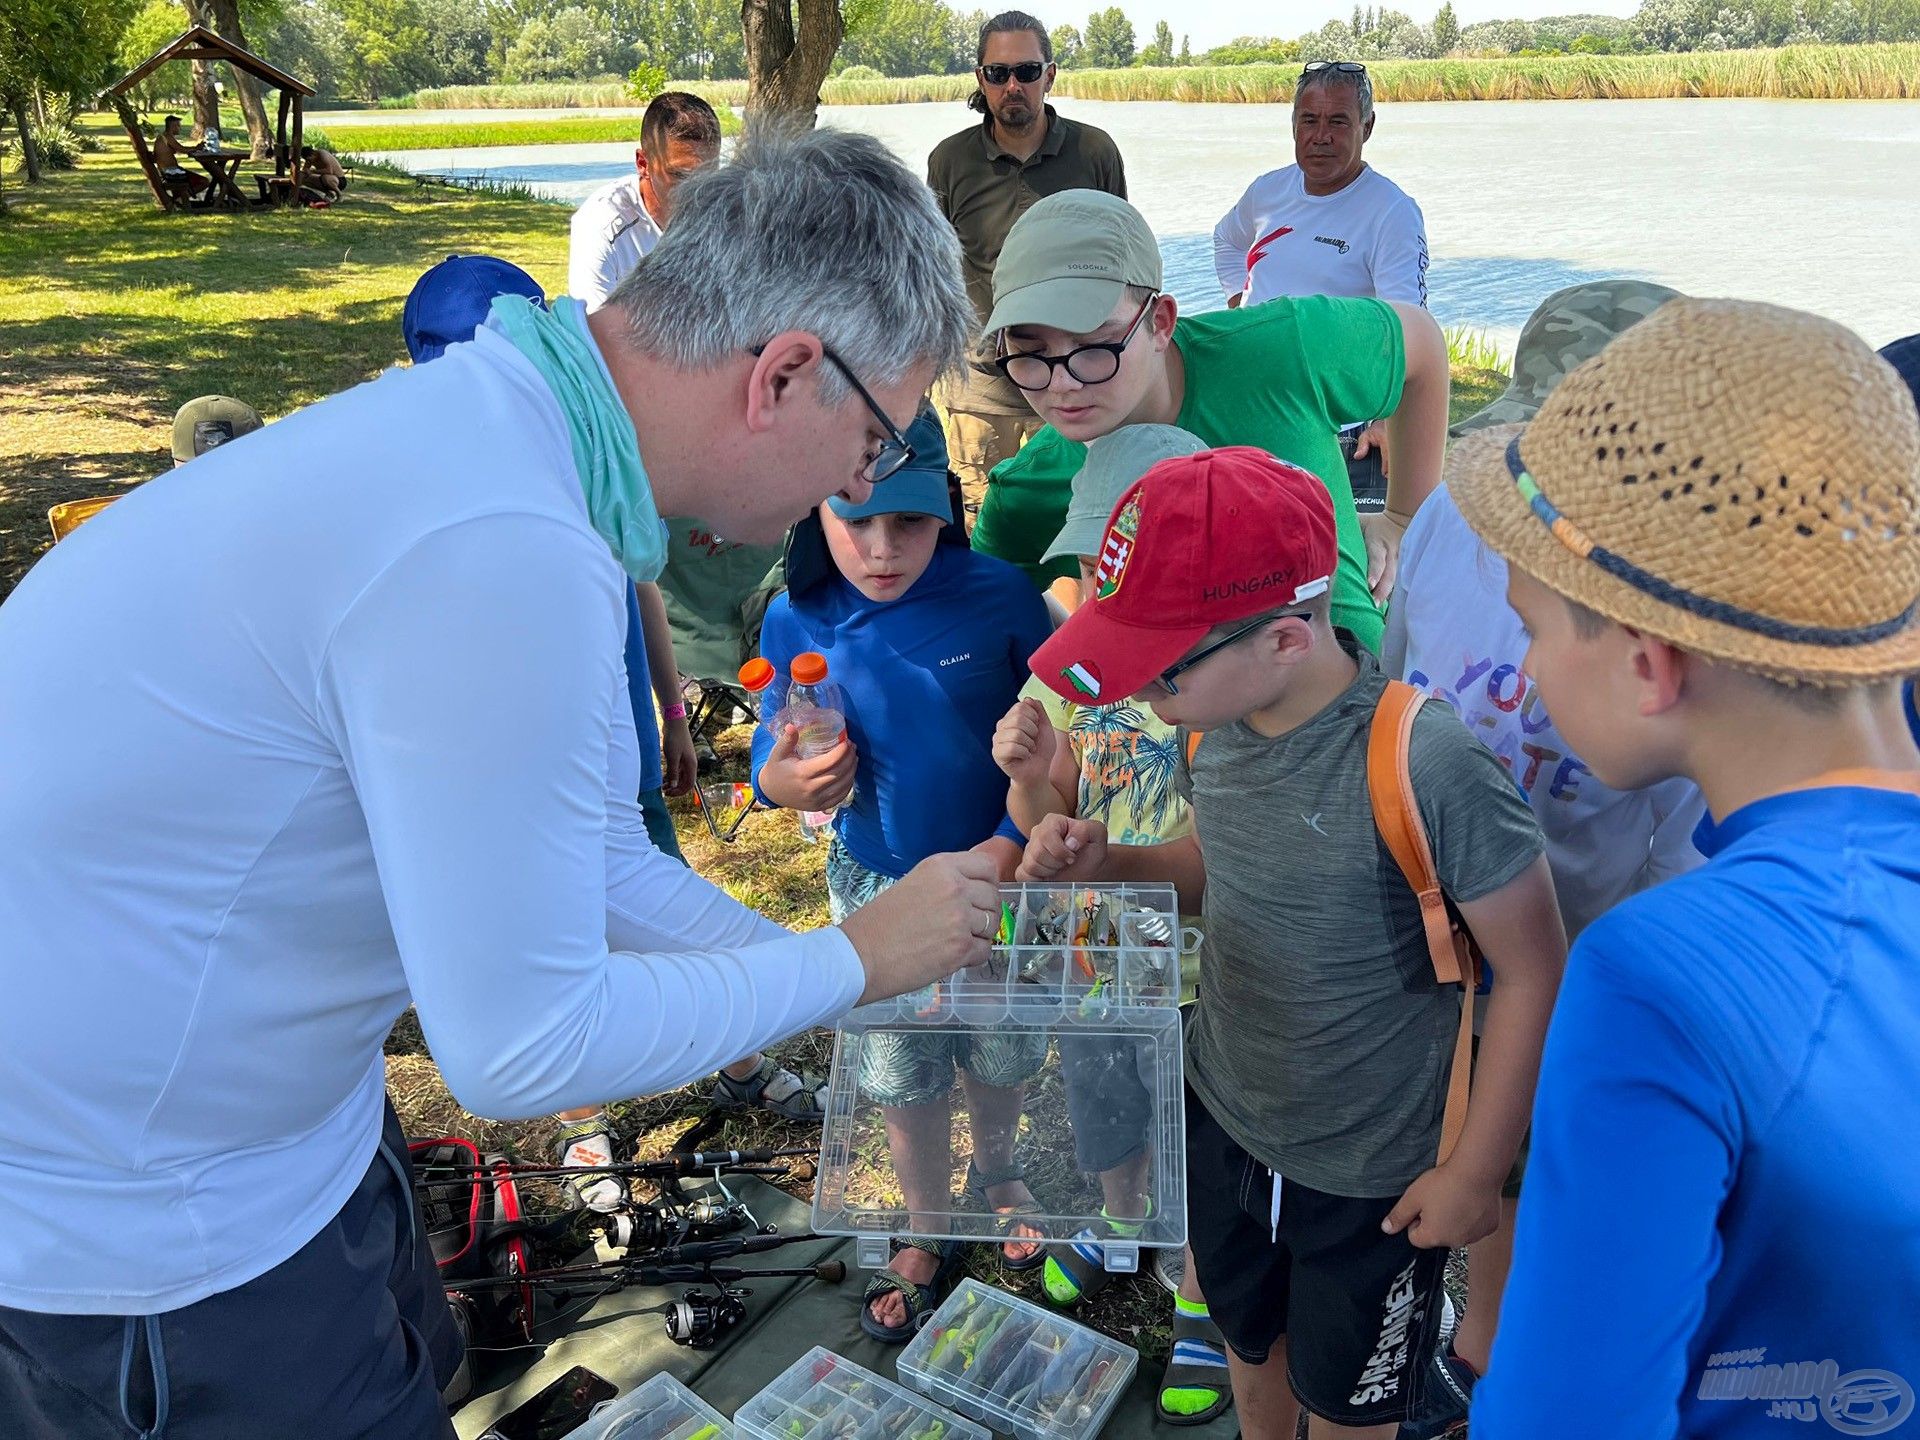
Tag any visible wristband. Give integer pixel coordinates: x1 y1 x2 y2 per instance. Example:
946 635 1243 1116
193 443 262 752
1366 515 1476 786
1384 507 1417 527
663 702 687 722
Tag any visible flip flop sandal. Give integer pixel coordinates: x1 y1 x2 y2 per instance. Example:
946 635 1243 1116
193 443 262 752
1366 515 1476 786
860 1237 961 1345
711 1055 828 1121
1157 1307 1233 1427
964 1161 1047 1273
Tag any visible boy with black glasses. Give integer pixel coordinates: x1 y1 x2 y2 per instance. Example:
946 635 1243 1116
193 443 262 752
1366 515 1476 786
969 189 1449 653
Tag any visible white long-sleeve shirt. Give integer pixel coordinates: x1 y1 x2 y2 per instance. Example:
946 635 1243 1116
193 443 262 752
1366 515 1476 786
569 175 662 313
1212 163 1429 309
0 324 864 1316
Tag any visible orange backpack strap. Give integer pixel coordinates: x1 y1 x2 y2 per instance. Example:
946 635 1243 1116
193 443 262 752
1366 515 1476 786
1185 730 1204 765
1366 680 1478 1167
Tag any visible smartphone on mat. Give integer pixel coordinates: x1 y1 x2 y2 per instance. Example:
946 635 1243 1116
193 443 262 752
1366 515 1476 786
479 1366 619 1440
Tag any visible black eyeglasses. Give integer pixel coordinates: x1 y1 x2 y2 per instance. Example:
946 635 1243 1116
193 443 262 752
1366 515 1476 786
1300 60 1368 79
751 342 916 483
1157 611 1312 695
980 61 1047 84
994 291 1159 393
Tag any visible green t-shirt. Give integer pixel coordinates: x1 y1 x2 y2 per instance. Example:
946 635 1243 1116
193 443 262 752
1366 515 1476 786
971 297 1406 651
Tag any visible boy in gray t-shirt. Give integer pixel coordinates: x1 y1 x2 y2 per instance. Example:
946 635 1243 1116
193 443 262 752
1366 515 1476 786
1020 447 1566 1439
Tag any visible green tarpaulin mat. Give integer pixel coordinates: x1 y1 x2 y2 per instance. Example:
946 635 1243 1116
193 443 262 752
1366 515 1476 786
455 1180 1237 1440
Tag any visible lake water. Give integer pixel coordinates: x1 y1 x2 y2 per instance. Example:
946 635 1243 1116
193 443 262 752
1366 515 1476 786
365 97 1920 352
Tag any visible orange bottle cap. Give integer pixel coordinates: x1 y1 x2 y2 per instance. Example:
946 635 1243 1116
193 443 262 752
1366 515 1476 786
790 652 829 686
738 657 776 693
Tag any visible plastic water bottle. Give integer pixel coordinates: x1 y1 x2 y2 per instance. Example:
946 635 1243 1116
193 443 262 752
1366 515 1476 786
788 652 848 843
737 657 787 731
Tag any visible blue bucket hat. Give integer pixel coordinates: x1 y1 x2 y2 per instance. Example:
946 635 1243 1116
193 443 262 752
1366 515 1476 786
826 407 954 525
1881 333 1920 412
403 254 546 363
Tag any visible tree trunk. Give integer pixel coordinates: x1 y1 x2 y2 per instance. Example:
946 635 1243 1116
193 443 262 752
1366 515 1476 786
204 0 275 158
741 0 844 130
9 98 41 182
191 60 220 137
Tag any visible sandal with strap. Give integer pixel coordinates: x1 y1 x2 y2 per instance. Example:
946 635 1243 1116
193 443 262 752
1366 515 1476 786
711 1055 828 1121
1041 1204 1153 1308
860 1236 962 1345
963 1160 1047 1272
1157 1305 1233 1427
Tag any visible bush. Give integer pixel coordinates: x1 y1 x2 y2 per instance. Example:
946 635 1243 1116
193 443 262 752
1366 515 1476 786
26 122 86 170
627 61 669 100
837 63 885 79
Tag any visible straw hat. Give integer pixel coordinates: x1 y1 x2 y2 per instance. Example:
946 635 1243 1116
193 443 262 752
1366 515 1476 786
1449 298 1920 685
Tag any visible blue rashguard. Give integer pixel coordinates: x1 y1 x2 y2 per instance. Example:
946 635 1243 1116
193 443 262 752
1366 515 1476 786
622 582 663 794
751 541 1049 875
1474 783 1920 1440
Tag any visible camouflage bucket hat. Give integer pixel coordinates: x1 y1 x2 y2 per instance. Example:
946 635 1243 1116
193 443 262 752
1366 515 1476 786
1452 280 1682 436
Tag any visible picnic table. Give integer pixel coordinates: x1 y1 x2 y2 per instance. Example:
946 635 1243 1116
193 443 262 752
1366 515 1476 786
186 148 249 209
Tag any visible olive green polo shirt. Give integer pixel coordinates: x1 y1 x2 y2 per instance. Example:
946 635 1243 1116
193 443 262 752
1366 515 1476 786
928 105 1128 411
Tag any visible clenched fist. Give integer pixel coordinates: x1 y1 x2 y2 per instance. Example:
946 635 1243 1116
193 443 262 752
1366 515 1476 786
756 723 857 812
992 697 1057 788
1016 814 1109 883
841 850 1003 1005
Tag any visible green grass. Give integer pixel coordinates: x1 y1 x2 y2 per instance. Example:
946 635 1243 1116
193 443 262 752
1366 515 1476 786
403 41 1920 109
1446 325 1509 372
310 112 741 156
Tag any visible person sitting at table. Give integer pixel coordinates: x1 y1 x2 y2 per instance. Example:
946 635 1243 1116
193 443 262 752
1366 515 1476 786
153 115 209 203
300 145 348 199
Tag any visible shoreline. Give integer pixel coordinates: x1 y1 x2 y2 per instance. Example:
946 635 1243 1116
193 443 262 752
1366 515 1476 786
396 42 1920 111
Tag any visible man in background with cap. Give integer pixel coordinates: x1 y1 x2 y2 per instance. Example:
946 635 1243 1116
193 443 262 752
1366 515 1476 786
971 189 1449 654
569 91 722 314
1015 446 1563 1440
1381 279 1707 1438
170 394 262 468
1444 300 1920 1439
927 9 1126 518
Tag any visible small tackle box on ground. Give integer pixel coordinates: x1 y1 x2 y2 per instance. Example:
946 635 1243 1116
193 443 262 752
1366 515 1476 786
815 883 1193 1274
576 1372 734 1440
896 1281 1136 1440
735 1347 989 1440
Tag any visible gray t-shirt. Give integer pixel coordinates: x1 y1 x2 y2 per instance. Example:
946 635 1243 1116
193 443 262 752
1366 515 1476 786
1180 642 1544 1198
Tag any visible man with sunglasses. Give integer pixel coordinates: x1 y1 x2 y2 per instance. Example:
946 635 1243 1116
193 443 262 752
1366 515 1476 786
972 188 1450 653
1213 61 1429 524
927 10 1127 518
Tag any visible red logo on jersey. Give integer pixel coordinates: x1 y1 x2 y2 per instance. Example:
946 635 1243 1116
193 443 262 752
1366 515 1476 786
1246 225 1294 277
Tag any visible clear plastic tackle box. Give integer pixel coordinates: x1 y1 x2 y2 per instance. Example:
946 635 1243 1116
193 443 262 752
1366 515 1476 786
735 1347 989 1440
814 883 1193 1274
897 1281 1136 1440
575 1372 734 1440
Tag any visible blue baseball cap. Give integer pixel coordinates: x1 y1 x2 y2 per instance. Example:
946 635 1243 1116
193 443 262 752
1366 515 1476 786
826 407 954 524
403 254 546 363
1881 333 1920 412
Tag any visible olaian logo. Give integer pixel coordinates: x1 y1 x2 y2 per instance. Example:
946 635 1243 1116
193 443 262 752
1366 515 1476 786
1697 1350 1915 1434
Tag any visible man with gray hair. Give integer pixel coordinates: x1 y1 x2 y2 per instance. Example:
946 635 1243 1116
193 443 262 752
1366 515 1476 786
928 9 1126 518
0 129 994 1438
1212 59 1429 516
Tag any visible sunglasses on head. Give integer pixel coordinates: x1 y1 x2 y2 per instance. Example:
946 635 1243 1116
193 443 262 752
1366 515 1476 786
1299 60 1368 79
980 61 1047 84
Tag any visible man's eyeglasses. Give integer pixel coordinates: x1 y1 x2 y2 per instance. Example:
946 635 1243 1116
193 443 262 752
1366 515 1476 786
1157 612 1311 696
993 291 1159 393
750 342 916 483
1300 60 1368 78
980 61 1047 85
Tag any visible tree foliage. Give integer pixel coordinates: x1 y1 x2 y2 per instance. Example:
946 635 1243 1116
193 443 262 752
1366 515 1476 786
1081 5 1135 66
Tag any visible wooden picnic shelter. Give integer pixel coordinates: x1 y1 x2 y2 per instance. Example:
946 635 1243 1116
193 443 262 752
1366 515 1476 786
106 26 315 212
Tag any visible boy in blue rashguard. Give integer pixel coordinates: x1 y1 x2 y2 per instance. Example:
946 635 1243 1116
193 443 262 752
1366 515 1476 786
1449 299 1920 1439
751 409 1053 1343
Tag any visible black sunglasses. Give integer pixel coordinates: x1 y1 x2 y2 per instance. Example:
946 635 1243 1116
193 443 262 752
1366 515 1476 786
749 342 915 483
993 291 1160 393
980 61 1047 84
1157 611 1313 695
1301 60 1368 77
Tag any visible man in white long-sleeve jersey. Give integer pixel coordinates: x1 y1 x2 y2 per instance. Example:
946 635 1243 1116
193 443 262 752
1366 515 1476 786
0 129 995 1440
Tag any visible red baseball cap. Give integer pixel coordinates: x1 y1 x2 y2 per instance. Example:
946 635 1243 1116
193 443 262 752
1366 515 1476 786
1030 447 1337 704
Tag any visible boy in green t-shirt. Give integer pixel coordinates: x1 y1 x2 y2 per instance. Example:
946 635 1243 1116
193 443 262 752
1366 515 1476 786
972 189 1451 653
1017 447 1566 1440
992 422 1231 1426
